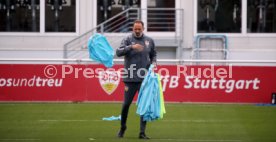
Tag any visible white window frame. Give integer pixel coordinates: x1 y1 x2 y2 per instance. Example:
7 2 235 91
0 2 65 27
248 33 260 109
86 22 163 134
194 0 276 37
92 0 97 29
0 0 80 36
94 0 180 38
143 0 180 37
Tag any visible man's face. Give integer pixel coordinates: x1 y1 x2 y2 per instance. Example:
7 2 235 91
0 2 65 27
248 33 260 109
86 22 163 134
133 23 144 38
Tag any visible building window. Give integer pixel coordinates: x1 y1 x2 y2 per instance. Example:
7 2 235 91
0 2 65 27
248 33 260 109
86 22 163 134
197 0 241 33
0 0 40 32
97 0 141 32
45 0 76 32
147 0 175 32
247 0 276 33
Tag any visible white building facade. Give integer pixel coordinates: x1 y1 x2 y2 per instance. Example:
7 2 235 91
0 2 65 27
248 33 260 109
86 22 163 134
0 0 276 61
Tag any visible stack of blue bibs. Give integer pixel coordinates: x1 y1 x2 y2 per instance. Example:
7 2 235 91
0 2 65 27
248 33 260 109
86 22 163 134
136 65 166 121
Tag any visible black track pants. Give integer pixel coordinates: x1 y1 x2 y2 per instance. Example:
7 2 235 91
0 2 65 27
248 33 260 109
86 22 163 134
120 82 147 133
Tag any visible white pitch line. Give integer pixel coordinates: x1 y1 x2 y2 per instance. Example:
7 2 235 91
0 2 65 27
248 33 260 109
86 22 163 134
155 139 241 142
0 139 40 141
38 119 230 123
38 120 102 122
161 120 231 123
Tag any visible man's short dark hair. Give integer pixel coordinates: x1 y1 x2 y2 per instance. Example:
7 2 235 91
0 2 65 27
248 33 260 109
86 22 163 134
133 20 144 27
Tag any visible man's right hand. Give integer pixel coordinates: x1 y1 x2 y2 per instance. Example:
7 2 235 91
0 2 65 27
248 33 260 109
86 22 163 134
131 44 144 52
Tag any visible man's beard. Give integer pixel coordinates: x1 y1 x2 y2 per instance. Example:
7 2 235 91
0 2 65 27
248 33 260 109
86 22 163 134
135 32 142 37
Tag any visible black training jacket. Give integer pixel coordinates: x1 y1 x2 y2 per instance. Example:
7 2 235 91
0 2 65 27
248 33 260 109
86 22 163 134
116 33 157 82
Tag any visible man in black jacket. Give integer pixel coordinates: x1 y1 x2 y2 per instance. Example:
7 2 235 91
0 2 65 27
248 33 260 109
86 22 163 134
116 20 157 139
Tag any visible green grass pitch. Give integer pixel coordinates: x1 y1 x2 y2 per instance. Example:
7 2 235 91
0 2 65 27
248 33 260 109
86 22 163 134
0 103 276 142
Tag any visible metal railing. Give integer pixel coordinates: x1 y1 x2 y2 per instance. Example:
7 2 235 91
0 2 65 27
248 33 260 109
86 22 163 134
63 8 184 59
1 58 276 66
144 8 184 40
192 35 228 65
63 8 139 60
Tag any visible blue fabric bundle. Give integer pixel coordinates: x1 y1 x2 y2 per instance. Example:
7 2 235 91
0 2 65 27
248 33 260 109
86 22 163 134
136 65 166 121
87 33 114 68
102 115 121 121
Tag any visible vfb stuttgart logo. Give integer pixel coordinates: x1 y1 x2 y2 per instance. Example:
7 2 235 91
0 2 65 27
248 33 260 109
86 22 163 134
98 71 120 95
